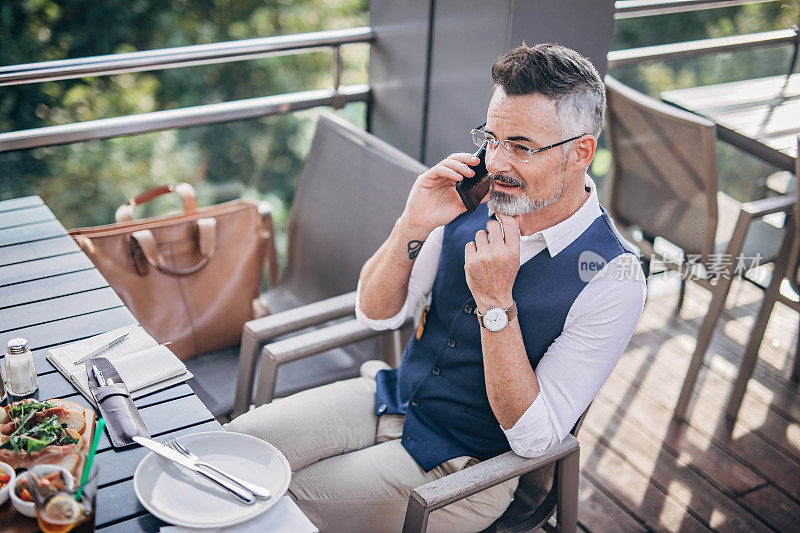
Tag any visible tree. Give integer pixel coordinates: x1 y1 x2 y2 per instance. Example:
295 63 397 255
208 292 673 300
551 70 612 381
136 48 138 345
0 0 368 229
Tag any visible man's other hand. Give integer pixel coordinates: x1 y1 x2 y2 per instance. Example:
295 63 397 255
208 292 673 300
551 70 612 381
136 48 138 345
399 153 478 234
465 213 521 312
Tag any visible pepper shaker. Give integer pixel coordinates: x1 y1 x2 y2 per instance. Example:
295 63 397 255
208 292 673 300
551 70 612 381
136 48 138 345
5 338 39 397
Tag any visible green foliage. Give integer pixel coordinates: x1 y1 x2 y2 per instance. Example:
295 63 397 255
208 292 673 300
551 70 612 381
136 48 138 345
2 1 798 227
1 0 368 232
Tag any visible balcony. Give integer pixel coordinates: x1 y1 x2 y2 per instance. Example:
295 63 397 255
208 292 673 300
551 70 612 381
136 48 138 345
2 1 799 531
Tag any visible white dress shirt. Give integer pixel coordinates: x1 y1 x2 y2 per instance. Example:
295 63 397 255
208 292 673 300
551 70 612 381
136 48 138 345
355 177 646 457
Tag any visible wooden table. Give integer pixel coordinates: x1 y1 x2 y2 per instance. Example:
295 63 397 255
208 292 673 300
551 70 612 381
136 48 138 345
661 74 800 172
0 196 223 532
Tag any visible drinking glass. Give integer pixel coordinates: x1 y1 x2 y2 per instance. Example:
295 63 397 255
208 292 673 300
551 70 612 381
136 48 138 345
29 463 97 533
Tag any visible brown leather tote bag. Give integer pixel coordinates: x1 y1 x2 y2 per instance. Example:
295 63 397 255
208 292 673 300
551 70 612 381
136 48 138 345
69 183 269 359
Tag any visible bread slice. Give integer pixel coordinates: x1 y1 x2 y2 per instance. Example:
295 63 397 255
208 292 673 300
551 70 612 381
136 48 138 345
59 410 87 435
33 451 80 473
46 399 87 435
48 399 84 414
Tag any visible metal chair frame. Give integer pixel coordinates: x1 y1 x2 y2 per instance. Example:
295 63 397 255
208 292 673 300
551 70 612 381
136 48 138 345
247 304 582 533
726 139 800 420
604 76 795 421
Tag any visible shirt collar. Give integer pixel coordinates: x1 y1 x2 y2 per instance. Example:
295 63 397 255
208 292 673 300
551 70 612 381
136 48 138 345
488 174 602 257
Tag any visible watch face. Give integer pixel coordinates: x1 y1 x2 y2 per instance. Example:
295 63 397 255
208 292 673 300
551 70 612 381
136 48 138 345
483 308 508 332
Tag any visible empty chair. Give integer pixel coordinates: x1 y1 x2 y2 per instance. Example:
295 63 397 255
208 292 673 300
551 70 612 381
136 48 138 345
726 139 800 421
193 112 427 418
603 76 790 421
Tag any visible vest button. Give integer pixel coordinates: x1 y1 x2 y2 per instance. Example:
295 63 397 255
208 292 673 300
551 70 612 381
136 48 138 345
464 304 473 314
446 338 456 348
377 404 387 414
432 367 440 375
411 398 419 407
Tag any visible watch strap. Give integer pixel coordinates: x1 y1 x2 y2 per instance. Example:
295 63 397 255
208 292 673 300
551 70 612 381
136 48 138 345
475 302 517 329
506 302 518 322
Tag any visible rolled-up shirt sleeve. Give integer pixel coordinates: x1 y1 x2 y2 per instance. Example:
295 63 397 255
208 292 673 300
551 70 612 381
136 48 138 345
503 254 646 457
355 225 444 331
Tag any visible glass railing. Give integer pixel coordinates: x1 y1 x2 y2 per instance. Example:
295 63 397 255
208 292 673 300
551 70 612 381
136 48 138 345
1 1 796 231
597 0 799 199
0 26 373 238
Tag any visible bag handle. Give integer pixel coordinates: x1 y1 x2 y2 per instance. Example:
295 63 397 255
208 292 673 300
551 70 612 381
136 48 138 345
130 218 217 276
115 183 198 223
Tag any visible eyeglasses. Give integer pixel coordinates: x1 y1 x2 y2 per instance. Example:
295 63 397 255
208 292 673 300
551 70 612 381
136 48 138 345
469 123 586 163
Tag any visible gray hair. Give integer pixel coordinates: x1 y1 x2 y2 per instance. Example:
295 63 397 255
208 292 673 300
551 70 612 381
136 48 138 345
491 42 605 140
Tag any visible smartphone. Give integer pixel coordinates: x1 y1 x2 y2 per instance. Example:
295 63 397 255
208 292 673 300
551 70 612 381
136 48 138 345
456 142 490 213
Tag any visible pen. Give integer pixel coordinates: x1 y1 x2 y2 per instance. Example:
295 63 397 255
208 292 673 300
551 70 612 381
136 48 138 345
74 332 129 366
92 364 107 387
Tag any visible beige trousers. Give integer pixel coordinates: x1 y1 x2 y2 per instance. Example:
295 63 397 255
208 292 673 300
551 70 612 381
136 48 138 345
224 364 518 533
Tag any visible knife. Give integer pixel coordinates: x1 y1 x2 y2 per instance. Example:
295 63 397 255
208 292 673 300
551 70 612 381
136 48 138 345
133 436 256 505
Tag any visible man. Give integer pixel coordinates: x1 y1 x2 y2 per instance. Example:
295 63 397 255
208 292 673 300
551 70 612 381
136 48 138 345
226 43 645 532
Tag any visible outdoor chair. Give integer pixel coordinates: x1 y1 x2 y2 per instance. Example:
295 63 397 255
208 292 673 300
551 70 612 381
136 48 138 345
404 416 584 533
194 112 426 418
603 76 794 421
250 312 584 533
726 139 800 421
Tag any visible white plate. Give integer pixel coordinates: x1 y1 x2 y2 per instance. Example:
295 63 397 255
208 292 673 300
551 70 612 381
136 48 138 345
133 431 291 528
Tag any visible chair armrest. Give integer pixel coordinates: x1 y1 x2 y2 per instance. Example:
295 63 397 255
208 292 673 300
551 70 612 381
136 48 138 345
718 194 796 268
739 194 795 218
232 291 356 417
252 316 412 406
263 316 412 365
245 291 357 341
402 435 580 533
411 435 578 511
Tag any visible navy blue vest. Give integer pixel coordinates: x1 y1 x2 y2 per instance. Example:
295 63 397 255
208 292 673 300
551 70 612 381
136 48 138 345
374 203 636 471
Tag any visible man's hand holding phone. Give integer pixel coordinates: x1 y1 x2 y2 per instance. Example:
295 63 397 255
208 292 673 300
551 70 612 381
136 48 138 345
400 151 486 236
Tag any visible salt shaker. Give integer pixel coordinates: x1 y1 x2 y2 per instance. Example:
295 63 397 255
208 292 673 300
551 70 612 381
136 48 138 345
5 338 38 396
0 360 6 404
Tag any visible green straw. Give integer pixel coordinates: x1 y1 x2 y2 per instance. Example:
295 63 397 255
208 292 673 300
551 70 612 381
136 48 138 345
76 418 104 501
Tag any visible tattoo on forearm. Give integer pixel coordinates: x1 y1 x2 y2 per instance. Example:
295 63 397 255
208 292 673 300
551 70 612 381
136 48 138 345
407 240 424 260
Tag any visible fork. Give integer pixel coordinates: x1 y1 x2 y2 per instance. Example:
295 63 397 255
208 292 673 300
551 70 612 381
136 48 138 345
165 436 272 500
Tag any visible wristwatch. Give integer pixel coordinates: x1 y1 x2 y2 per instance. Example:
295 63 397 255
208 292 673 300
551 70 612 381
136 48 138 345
475 302 517 332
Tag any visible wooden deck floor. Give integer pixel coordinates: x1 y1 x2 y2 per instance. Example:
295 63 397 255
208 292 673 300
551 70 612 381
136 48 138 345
578 274 800 532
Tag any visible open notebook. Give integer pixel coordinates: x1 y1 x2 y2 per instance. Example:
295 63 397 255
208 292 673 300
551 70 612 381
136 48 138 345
47 323 193 406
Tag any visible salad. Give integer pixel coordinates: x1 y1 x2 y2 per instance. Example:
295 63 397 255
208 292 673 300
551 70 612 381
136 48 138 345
0 399 86 470
0 401 80 454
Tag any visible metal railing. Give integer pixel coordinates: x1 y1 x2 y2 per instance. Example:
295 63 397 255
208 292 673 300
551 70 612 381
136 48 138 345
0 27 373 87
0 27 374 153
0 86 369 153
614 0 777 19
0 1 794 153
608 28 796 67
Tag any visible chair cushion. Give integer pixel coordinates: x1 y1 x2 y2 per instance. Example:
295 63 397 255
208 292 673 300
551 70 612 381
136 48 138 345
766 171 795 195
714 191 785 265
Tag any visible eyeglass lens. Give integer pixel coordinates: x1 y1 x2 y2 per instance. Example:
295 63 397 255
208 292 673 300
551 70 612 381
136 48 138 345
470 129 532 162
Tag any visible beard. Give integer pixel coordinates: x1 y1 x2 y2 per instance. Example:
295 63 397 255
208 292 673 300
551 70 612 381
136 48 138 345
487 173 566 216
